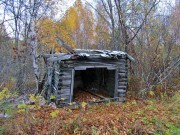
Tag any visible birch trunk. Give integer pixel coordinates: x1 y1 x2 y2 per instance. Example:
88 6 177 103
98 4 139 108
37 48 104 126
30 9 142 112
29 20 40 94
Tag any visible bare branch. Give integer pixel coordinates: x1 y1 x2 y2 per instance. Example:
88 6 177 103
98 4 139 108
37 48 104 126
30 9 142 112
127 0 160 45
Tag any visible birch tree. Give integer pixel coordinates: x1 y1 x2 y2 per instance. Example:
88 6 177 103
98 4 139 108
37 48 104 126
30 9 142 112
1 0 55 93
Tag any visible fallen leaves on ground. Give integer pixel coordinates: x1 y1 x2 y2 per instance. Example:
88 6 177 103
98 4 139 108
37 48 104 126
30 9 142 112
73 90 101 102
1 94 180 135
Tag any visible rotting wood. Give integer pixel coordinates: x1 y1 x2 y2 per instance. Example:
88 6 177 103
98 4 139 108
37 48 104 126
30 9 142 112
56 37 76 54
42 49 134 106
89 97 120 104
85 90 107 99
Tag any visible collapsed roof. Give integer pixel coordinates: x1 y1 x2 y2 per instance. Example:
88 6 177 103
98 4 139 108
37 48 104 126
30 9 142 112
43 49 135 62
43 38 135 62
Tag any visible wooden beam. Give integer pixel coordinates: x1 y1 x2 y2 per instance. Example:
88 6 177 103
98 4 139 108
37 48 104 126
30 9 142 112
85 90 107 99
55 37 76 54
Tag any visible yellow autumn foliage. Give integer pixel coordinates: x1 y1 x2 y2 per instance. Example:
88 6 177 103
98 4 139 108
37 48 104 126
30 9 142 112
38 0 95 52
38 17 75 53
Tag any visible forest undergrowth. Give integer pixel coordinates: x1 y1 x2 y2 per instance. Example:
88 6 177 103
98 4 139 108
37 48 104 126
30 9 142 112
0 90 179 135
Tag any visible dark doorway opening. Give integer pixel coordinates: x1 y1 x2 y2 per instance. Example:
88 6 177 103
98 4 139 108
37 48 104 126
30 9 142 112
73 68 116 103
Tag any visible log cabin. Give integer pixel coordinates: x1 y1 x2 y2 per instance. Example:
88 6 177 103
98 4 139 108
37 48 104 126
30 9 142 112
42 48 134 106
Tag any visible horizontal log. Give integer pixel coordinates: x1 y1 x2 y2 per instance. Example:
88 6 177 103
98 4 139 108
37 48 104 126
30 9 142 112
117 90 126 93
59 62 128 71
57 93 71 97
119 64 126 67
59 88 71 92
74 65 116 70
118 82 128 86
118 78 128 83
61 85 71 89
61 71 72 74
118 59 126 62
56 95 70 101
47 55 73 62
69 60 125 65
85 90 106 99
121 67 128 70
118 74 126 78
73 61 117 65
118 86 127 89
61 75 72 79
57 83 71 88
118 70 127 73
60 68 73 72
118 73 126 75
118 78 128 81
58 80 71 85
56 93 70 97
43 53 67 58
118 79 128 82
89 97 120 104
55 85 71 90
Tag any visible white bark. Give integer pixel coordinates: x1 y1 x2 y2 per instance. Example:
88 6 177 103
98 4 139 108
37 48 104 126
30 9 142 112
29 20 40 94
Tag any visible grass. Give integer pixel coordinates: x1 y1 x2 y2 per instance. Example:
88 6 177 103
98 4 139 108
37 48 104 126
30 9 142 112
0 127 3 135
0 92 179 135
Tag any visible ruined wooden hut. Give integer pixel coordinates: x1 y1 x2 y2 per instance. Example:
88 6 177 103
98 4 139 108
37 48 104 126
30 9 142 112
42 41 134 105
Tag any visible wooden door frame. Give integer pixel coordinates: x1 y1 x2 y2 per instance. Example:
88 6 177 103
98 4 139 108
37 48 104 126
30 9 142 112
70 66 118 103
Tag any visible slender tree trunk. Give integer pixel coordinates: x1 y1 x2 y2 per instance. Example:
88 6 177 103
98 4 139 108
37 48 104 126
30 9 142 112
29 20 40 94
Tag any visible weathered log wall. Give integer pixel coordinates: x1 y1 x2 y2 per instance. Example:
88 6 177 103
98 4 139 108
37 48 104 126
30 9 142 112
117 57 128 102
46 55 128 105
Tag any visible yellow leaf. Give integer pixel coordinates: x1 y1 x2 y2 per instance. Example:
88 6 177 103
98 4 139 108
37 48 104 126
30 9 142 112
68 102 73 106
60 98 66 101
81 102 87 108
149 91 154 96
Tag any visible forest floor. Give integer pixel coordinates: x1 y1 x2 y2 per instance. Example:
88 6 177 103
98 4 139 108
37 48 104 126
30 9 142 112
0 92 179 135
